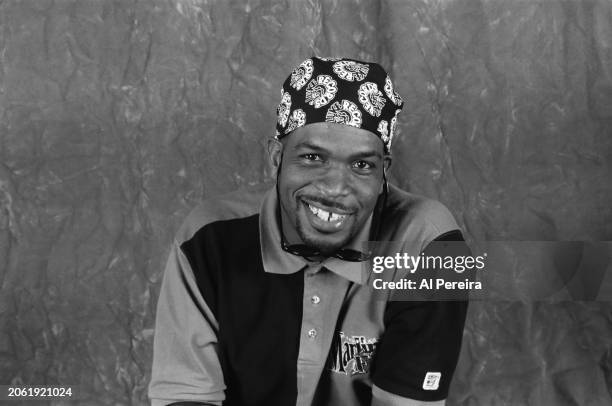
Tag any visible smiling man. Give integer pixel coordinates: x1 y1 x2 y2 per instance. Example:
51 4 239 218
149 57 468 406
275 123 387 257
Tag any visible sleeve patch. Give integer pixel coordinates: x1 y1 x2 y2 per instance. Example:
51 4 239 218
422 372 441 390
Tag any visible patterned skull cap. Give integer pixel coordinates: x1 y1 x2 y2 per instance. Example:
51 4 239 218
275 56 404 152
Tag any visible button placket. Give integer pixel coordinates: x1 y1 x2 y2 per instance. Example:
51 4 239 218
295 269 352 406
302 267 324 349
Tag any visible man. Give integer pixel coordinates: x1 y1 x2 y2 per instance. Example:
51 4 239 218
149 57 468 405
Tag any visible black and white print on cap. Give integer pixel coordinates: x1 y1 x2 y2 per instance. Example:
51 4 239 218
358 82 386 117
333 60 370 82
290 59 313 91
286 109 306 133
326 100 362 128
277 91 291 127
276 56 404 152
305 75 338 108
384 75 403 106
377 120 389 143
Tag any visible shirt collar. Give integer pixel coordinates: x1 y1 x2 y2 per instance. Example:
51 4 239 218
259 187 371 284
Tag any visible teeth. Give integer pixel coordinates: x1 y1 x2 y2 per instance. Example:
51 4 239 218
330 213 343 221
307 203 347 222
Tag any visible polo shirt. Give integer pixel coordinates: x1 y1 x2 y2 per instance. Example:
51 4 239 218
148 183 468 405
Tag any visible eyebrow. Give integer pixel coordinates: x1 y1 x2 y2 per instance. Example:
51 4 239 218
293 141 383 160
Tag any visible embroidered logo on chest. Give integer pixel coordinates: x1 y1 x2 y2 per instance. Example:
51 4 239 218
328 331 378 375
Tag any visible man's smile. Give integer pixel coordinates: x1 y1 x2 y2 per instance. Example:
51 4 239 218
307 203 347 222
300 198 353 232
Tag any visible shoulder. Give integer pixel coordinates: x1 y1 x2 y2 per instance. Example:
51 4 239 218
383 183 460 241
175 183 272 244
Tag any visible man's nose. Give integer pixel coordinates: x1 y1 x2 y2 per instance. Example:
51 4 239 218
316 165 351 197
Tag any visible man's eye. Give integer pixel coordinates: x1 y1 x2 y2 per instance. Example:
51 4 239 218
353 160 373 170
301 153 322 161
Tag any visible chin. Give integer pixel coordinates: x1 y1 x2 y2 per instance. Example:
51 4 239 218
297 223 353 255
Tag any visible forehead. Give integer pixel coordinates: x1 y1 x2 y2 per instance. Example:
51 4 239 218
284 123 384 156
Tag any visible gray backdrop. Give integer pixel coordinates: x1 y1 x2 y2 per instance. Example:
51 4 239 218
1 0 611 404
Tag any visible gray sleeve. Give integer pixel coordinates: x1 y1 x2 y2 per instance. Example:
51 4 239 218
148 240 225 406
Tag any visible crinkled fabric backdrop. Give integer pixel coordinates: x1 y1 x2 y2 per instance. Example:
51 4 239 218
1 0 611 405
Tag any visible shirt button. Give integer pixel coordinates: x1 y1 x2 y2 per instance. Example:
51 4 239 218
311 295 321 305
307 328 317 339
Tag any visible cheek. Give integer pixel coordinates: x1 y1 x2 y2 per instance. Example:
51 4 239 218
354 183 383 212
280 167 313 192
278 170 307 204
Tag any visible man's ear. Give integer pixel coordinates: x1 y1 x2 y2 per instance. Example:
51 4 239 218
267 137 284 174
383 154 392 174
381 154 392 193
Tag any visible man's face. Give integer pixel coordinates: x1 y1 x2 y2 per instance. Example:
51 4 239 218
269 123 390 256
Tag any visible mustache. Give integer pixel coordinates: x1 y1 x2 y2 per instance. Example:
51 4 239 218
299 195 353 213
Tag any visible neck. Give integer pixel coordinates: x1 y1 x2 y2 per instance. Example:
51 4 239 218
279 203 303 246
